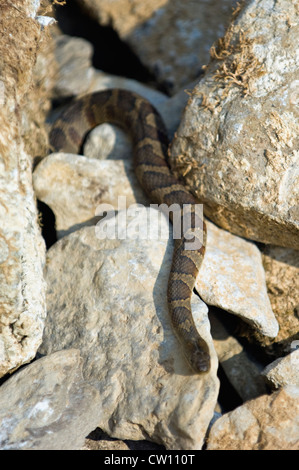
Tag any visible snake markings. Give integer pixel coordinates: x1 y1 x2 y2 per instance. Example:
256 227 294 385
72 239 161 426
49 88 210 373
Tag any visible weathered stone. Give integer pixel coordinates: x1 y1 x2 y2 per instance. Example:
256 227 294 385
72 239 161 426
52 35 95 99
33 153 148 238
0 349 101 450
207 385 299 450
39 209 219 450
0 0 47 378
34 149 278 339
262 350 299 389
83 123 132 160
255 245 299 354
209 310 267 401
170 0 299 248
198 221 279 338
76 0 238 94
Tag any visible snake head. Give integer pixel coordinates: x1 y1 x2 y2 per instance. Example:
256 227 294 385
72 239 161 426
188 339 211 374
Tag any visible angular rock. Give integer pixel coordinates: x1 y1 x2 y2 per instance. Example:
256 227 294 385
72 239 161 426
262 350 299 389
170 0 299 248
0 349 101 450
39 209 219 450
197 221 279 338
207 385 299 450
255 245 299 354
0 0 47 378
77 0 238 94
33 153 148 238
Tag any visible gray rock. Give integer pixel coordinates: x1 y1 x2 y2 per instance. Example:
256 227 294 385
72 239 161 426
0 350 101 450
33 153 148 238
52 35 95 99
262 350 299 389
0 0 47 378
39 210 219 450
198 221 279 338
170 0 299 248
207 385 299 450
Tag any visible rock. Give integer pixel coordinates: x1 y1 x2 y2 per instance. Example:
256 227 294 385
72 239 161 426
170 0 299 248
33 153 148 238
50 33 168 105
0 349 101 450
83 123 132 160
255 245 299 355
83 439 130 451
33 149 278 339
52 35 95 99
91 69 168 109
38 209 219 450
207 385 299 450
0 1 48 378
83 427 165 450
209 310 268 401
262 350 299 389
77 0 238 94
198 221 279 339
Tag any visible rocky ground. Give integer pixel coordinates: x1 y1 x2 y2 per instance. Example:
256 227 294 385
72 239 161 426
0 0 298 450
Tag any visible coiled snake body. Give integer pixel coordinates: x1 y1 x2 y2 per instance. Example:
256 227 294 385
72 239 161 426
50 89 210 373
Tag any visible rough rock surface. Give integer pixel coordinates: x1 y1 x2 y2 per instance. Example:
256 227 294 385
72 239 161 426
76 0 238 93
0 349 101 450
33 153 148 237
255 246 299 354
52 35 95 99
0 0 47 378
207 385 299 450
262 350 299 389
170 0 299 248
33 152 278 338
39 210 219 450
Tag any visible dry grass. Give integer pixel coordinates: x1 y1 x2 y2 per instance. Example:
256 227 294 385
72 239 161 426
209 2 266 98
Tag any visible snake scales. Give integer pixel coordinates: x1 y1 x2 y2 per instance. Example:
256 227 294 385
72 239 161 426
49 88 210 373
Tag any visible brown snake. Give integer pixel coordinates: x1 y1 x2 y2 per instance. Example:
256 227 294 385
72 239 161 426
49 89 210 373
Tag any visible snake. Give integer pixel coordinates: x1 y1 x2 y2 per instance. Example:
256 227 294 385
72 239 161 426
49 88 210 373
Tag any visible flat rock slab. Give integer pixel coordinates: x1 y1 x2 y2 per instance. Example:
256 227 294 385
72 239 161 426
39 208 219 450
0 349 101 450
170 0 299 248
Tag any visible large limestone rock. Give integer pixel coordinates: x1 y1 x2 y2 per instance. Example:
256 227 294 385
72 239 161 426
207 385 299 450
0 0 48 378
258 246 299 353
0 349 101 450
170 0 299 248
39 209 220 450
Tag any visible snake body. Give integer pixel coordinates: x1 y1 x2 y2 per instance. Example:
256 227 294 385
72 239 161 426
49 89 210 373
